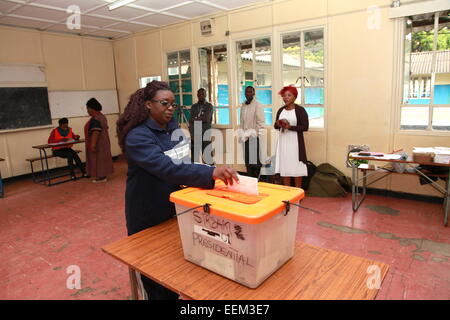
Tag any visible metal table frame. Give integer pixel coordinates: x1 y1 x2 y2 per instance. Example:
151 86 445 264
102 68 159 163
31 139 85 187
349 154 450 227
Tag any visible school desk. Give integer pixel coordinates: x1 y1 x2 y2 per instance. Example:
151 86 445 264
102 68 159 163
29 139 85 186
102 218 389 300
348 153 450 226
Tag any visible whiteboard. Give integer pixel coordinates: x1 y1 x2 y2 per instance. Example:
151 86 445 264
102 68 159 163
48 90 119 119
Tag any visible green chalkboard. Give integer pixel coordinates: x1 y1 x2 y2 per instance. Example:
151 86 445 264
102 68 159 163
0 87 52 130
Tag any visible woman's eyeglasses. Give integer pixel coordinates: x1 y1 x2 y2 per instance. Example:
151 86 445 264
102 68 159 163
151 99 177 108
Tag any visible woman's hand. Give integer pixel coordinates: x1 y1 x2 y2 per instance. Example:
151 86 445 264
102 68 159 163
280 119 290 128
212 166 239 186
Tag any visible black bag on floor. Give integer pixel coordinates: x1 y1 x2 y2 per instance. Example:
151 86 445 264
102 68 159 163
307 163 352 197
301 161 317 190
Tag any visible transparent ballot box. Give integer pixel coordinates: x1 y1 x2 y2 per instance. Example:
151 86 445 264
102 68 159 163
170 182 304 288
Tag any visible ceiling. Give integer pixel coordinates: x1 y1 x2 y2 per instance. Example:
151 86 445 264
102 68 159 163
0 0 268 39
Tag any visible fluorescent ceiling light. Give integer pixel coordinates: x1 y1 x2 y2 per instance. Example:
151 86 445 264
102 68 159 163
108 0 137 11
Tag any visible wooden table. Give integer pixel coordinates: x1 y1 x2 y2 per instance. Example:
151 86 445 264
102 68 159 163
31 139 85 186
348 153 450 226
102 218 389 300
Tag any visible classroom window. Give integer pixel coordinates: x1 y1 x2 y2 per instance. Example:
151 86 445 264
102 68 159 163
139 75 161 88
167 50 192 123
401 11 450 131
198 44 230 125
236 37 273 126
281 28 325 128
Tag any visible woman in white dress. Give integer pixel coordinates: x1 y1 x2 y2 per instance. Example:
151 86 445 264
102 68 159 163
274 85 309 188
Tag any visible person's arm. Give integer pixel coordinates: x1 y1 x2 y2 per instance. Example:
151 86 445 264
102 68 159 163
126 130 238 188
48 129 58 144
88 119 102 152
70 128 80 140
255 102 265 136
274 108 283 130
287 106 309 132
197 104 213 124
188 105 195 127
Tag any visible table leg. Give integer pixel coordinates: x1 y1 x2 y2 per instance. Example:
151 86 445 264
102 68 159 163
128 267 139 300
352 166 368 212
42 148 52 186
352 164 357 211
0 170 3 198
444 168 450 227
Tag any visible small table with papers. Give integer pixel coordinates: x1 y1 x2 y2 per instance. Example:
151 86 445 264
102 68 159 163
348 152 450 226
30 139 85 186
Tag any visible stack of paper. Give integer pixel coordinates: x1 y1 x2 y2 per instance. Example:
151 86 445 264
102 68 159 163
434 147 450 164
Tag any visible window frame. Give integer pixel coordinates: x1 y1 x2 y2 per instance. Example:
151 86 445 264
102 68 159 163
166 49 193 108
399 12 450 134
235 35 274 128
279 26 327 131
197 42 231 128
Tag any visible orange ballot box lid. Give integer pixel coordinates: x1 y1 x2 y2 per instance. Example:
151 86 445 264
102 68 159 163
170 182 304 225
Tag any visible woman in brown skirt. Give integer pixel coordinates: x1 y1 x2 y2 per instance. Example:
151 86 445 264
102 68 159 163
84 98 113 183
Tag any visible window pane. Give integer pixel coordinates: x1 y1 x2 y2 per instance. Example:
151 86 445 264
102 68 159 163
214 44 228 108
182 94 192 106
181 79 192 93
237 107 240 126
404 14 434 105
169 80 179 93
255 38 272 89
179 50 190 65
198 47 210 92
264 107 272 125
218 84 229 106
411 13 435 54
181 65 191 78
305 87 324 104
304 30 324 87
434 13 450 105
305 107 324 128
237 39 252 103
432 107 450 130
168 52 179 80
199 44 229 125
282 33 301 104
215 107 230 125
434 73 450 104
256 89 272 105
400 107 429 130
436 11 450 51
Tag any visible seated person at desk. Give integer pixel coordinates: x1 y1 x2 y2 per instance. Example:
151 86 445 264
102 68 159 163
48 118 86 179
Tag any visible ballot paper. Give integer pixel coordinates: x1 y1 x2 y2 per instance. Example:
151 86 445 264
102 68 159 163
227 174 259 195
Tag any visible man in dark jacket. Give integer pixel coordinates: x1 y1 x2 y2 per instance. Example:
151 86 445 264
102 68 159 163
189 88 213 164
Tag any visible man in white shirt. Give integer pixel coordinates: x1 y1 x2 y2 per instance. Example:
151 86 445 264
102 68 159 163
239 86 265 178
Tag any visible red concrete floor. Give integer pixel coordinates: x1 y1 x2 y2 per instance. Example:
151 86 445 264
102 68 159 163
0 159 449 300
